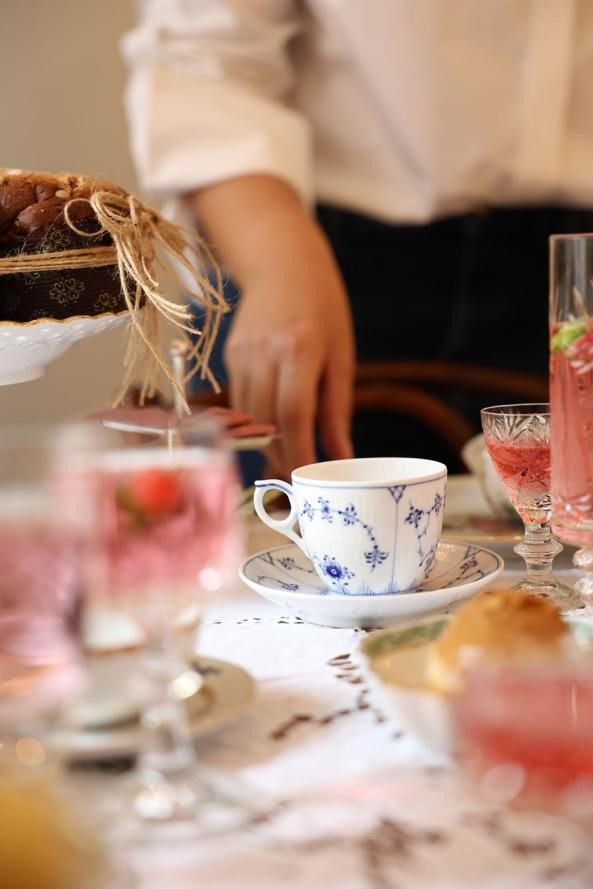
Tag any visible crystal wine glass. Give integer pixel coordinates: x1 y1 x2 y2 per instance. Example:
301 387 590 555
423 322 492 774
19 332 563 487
83 414 247 840
550 233 593 597
480 404 582 609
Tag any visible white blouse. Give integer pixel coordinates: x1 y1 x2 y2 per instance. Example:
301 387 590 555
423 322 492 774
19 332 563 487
122 0 593 224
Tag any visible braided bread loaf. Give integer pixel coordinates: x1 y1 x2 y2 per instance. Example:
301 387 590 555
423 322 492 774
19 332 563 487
0 168 128 322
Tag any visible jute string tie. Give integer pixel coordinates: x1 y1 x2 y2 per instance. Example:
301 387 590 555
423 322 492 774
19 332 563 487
0 191 228 409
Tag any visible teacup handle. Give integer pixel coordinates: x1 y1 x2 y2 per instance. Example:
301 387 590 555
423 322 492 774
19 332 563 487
253 479 309 556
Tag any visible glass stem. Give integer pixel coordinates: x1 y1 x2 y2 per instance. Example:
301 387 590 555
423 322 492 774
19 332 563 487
134 633 197 822
514 520 563 589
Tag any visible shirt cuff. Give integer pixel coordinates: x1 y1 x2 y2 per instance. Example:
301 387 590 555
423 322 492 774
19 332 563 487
125 64 314 207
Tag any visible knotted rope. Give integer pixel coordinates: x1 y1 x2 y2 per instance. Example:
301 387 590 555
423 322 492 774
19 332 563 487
0 190 229 410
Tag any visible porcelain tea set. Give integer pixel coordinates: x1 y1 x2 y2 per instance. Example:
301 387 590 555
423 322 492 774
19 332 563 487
241 456 504 629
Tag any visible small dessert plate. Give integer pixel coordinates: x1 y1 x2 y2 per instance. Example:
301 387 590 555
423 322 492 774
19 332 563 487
442 475 522 548
90 406 277 452
442 512 523 546
357 615 593 755
239 540 504 629
55 655 255 761
358 616 453 753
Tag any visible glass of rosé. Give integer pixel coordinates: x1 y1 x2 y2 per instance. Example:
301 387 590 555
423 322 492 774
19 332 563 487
480 404 581 609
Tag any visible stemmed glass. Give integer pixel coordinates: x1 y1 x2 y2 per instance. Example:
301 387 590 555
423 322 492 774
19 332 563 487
481 404 582 609
83 414 246 839
549 233 593 596
0 423 132 888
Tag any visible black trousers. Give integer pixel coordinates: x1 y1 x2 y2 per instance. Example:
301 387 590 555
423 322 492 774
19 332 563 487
317 204 593 468
195 205 593 474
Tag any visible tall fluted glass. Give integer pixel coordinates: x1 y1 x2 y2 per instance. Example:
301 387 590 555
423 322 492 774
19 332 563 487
550 234 593 596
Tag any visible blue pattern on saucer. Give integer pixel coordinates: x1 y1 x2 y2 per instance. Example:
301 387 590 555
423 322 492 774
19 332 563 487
245 539 501 598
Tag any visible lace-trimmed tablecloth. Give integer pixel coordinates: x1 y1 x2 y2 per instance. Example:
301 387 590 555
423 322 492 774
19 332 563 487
118 484 593 889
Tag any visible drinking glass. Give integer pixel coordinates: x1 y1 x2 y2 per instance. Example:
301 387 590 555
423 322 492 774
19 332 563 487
0 423 90 742
84 414 246 839
454 659 593 821
550 233 593 596
481 404 581 609
0 422 136 886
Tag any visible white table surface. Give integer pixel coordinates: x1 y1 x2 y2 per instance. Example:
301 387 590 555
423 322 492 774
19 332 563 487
96 476 593 889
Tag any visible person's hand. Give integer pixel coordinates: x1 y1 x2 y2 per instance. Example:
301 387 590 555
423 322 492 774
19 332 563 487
191 175 356 478
225 258 355 477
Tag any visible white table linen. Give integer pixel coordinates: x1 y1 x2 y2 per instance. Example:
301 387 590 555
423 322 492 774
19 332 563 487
104 476 593 888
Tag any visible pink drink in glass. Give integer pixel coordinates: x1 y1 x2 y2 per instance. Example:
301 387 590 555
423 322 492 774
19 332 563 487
480 404 580 606
485 438 550 524
0 519 82 713
93 448 238 633
456 666 593 812
550 319 593 548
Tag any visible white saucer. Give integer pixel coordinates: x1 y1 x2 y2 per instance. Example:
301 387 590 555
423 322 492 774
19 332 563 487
239 540 504 628
55 656 255 761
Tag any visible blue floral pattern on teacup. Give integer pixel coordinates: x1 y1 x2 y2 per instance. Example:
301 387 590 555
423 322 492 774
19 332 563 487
312 554 355 594
253 465 447 596
301 498 388 576
298 484 445 595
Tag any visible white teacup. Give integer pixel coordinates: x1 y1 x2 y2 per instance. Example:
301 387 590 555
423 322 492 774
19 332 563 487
254 457 447 596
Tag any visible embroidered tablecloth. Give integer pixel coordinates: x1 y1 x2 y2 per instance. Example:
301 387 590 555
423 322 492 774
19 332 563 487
98 478 593 889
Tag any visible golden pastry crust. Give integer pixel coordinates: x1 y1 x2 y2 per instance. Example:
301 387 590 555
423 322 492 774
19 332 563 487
427 588 568 694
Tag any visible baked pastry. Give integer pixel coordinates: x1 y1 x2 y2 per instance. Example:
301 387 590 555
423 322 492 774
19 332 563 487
0 167 127 322
0 775 108 889
427 588 568 694
0 166 227 406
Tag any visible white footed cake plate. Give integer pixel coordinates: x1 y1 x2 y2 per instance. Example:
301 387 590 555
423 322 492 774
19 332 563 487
239 540 504 629
0 312 129 385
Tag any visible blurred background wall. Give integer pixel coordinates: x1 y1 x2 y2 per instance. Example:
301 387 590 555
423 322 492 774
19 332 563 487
0 1 137 421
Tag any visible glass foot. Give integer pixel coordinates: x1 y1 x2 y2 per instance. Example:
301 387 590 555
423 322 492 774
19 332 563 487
106 767 266 848
512 576 585 611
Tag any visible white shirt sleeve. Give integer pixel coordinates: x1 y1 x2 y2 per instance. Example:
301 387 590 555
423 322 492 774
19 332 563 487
121 0 313 204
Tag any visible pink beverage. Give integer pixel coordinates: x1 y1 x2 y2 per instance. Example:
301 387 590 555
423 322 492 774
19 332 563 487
484 438 550 524
550 318 593 547
92 448 239 632
0 519 82 714
456 667 593 812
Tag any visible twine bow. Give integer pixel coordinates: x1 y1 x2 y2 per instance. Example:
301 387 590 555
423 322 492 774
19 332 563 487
0 190 228 409
65 191 228 409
